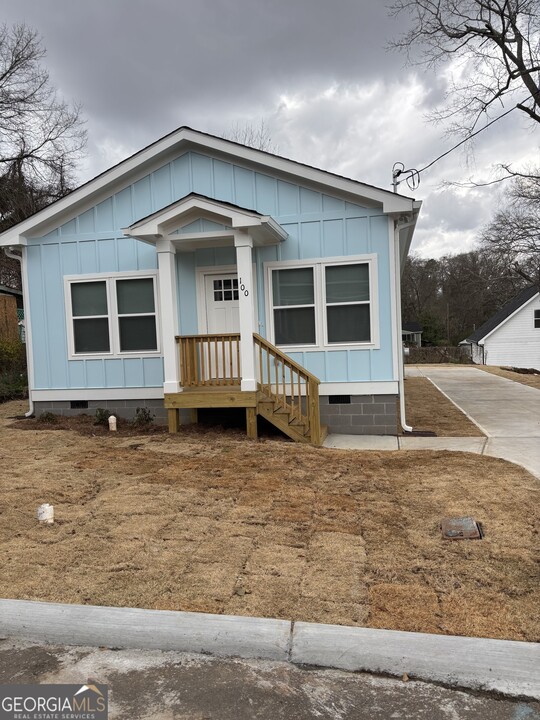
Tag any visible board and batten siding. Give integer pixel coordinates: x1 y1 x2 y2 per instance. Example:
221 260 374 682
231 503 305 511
484 294 540 367
27 150 395 390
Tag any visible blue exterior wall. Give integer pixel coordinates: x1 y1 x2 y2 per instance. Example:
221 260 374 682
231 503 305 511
27 150 394 390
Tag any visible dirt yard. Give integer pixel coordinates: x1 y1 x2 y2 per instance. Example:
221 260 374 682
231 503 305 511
403 377 484 436
479 365 540 391
1 400 538 641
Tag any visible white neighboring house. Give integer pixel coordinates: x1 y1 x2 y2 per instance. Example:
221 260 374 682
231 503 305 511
461 286 540 368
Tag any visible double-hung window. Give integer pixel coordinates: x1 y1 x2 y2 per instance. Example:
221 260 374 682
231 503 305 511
272 267 316 345
269 257 376 348
71 281 111 353
67 274 159 357
325 264 371 343
534 309 540 329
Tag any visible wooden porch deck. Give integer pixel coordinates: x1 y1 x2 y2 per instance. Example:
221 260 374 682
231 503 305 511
165 334 326 445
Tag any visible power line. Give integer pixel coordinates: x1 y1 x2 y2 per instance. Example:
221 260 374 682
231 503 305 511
392 103 521 192
416 105 518 176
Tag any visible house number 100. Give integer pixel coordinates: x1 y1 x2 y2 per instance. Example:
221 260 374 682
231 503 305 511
239 277 249 297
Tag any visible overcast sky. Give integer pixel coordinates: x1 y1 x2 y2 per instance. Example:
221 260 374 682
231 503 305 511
2 0 537 257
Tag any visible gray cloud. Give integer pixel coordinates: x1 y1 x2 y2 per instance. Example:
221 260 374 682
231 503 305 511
2 0 537 258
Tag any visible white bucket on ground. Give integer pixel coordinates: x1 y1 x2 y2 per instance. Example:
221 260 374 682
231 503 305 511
37 503 54 524
108 415 117 432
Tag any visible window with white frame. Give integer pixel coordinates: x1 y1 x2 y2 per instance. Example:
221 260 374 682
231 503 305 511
68 275 158 356
269 259 374 347
535 309 540 329
325 264 370 343
272 267 316 345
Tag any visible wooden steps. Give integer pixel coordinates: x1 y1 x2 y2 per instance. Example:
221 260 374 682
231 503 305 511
256 395 328 445
169 332 325 446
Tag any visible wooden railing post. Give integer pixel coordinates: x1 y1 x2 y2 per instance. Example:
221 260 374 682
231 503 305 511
308 377 321 445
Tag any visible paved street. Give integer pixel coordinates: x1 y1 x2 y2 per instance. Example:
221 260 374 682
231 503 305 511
1 639 539 720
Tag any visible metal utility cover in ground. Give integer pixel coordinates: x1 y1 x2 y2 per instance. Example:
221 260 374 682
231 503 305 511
441 517 482 540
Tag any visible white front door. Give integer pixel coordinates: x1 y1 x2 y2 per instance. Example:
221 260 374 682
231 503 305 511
203 273 241 381
204 273 240 334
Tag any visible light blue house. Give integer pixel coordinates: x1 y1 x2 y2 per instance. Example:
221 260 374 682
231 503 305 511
0 127 420 442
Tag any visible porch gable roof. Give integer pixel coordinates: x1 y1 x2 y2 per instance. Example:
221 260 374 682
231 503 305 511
123 192 287 250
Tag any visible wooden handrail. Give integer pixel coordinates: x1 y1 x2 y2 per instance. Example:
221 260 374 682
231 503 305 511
253 334 320 384
177 333 241 387
254 333 321 443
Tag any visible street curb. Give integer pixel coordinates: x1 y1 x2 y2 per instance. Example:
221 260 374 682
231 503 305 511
0 599 290 662
1 599 539 699
292 622 540 699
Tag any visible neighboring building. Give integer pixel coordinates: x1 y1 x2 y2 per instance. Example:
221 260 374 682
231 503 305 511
461 286 540 368
0 127 421 440
0 284 23 309
0 285 24 342
402 321 422 347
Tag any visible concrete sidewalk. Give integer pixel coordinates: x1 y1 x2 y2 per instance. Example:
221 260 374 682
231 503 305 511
324 434 488 453
325 365 540 481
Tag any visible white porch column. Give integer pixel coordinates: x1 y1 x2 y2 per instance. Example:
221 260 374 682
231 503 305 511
234 231 257 391
156 238 181 394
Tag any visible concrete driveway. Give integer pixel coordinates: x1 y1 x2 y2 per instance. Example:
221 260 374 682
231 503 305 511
416 365 540 479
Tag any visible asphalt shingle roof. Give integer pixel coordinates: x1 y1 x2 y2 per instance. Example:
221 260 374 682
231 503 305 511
465 285 539 343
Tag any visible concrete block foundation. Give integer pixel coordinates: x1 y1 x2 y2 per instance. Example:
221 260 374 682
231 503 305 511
319 394 398 436
33 399 178 426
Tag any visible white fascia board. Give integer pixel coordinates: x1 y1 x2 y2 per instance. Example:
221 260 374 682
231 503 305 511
0 128 417 246
32 388 164 401
480 291 540 343
261 216 288 241
184 131 416 213
126 196 265 236
319 382 398 395
125 196 287 247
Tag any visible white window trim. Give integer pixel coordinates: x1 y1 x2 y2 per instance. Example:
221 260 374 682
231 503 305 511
264 254 380 351
64 270 161 360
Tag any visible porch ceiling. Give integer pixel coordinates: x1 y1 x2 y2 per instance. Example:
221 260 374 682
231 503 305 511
122 192 287 249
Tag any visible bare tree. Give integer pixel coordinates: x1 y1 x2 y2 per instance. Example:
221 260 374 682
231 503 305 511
0 23 86 191
390 0 540 136
402 250 527 343
480 174 540 288
0 23 87 286
224 119 278 153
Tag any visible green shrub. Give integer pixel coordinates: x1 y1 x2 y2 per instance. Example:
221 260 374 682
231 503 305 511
0 369 27 402
132 406 154 427
94 407 112 426
38 411 57 424
0 340 26 373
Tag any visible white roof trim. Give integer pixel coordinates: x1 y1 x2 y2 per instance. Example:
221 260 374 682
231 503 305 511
123 194 287 247
0 127 417 247
478 291 540 344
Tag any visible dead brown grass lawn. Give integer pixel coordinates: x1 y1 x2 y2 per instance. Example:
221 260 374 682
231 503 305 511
479 365 540 391
403 377 484 437
1 400 538 641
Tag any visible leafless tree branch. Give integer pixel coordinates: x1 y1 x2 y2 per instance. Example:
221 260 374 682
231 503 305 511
390 0 540 135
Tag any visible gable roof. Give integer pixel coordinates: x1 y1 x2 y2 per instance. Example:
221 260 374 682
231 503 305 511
124 192 287 248
0 126 420 247
465 285 539 343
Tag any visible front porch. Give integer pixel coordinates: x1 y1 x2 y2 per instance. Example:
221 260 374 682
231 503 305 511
164 333 326 445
